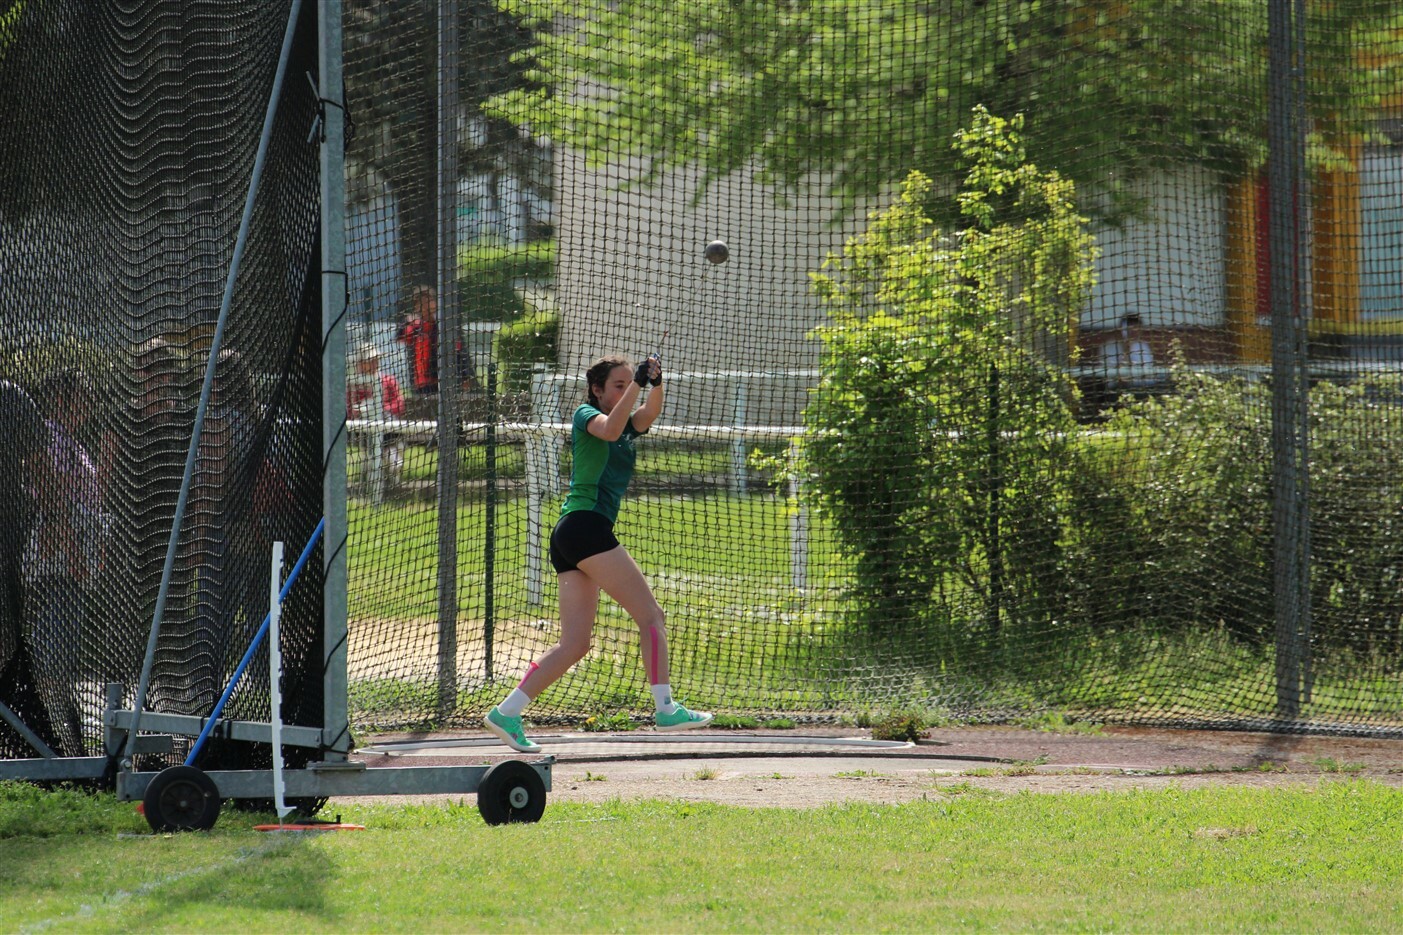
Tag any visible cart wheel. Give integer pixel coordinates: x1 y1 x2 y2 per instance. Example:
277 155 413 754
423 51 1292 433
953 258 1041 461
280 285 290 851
478 760 546 825
143 766 222 833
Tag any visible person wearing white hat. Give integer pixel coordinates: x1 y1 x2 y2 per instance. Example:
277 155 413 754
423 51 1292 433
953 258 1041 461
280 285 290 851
348 342 406 494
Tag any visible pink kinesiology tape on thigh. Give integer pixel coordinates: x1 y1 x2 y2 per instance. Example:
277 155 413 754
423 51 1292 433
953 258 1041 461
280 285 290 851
516 661 540 689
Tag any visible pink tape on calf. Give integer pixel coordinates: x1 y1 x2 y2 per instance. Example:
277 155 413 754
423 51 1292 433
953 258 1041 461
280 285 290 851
648 625 660 684
516 662 540 690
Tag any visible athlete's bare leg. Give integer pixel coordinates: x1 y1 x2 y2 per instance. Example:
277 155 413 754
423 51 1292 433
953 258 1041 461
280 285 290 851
517 570 599 698
576 545 669 685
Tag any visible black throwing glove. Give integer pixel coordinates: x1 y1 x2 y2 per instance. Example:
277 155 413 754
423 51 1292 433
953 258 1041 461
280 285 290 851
633 361 651 387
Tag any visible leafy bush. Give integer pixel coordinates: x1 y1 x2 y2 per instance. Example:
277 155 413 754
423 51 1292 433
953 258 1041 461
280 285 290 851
458 240 555 323
1073 365 1403 656
870 711 930 743
1306 376 1403 655
1067 360 1274 642
494 306 559 392
801 107 1095 643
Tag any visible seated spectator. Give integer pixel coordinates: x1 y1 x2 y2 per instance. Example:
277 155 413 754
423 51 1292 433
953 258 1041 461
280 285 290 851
1101 313 1156 395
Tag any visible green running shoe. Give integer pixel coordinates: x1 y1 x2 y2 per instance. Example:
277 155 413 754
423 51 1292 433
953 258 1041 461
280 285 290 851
654 705 713 732
484 707 541 752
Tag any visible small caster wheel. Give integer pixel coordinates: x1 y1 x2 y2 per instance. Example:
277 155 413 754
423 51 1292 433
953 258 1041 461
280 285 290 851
478 760 546 825
144 765 221 833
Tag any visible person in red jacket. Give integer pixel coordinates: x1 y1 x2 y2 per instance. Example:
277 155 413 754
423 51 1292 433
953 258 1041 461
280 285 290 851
396 285 440 396
395 284 477 397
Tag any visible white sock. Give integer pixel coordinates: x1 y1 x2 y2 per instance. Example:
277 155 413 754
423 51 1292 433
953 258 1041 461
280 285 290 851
497 688 531 718
651 683 679 715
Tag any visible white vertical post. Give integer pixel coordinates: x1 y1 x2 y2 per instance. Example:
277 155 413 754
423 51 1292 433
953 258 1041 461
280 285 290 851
268 541 292 823
731 382 749 496
524 430 545 606
527 368 562 607
787 440 808 592
319 0 352 764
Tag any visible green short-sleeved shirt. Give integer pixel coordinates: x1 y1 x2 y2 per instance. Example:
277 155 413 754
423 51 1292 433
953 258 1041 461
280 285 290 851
560 403 646 523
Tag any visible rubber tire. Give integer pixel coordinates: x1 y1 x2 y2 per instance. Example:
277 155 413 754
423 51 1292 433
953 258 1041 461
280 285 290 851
477 760 547 825
144 766 222 833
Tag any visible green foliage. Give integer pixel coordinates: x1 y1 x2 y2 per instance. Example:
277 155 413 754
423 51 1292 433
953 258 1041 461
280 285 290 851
0 781 143 838
0 2 23 59
1 334 122 394
580 710 638 732
460 239 556 283
801 108 1094 639
1013 711 1103 735
710 714 761 729
458 240 556 323
493 306 559 392
1074 366 1403 656
870 712 930 743
489 0 1403 222
1070 361 1274 642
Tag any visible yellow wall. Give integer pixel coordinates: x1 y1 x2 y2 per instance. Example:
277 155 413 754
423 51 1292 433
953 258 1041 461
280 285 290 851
1225 177 1268 362
1225 147 1364 362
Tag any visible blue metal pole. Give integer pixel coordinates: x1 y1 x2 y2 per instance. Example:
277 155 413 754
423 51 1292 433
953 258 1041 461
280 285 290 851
184 518 325 766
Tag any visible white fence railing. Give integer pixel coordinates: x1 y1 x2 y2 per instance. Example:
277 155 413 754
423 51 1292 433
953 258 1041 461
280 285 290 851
347 419 809 604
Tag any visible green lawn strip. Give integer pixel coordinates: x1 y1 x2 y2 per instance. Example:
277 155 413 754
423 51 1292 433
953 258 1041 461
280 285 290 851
344 488 1403 728
4 782 1402 932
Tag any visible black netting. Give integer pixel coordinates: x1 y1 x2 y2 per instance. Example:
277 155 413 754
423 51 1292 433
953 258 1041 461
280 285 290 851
0 0 323 763
7 2 1403 761
342 1 1403 736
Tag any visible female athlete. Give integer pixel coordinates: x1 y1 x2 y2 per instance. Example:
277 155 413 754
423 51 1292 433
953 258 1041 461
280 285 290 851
484 353 712 751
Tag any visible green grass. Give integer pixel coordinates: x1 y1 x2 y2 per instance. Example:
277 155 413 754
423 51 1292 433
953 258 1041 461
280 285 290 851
362 437 789 487
5 781 1403 931
342 460 1403 731
346 489 857 722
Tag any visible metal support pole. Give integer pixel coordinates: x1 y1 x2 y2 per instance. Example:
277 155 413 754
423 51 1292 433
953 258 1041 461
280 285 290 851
1268 0 1311 721
319 0 352 759
435 0 461 720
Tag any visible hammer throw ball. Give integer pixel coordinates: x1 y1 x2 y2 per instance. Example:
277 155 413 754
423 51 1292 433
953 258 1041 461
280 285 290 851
704 240 729 264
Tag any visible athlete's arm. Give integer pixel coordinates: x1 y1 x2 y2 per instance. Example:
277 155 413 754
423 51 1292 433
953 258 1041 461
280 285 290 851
587 378 642 441
631 357 663 433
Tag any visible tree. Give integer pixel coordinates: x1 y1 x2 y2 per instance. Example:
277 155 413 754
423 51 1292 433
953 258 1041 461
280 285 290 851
344 0 549 298
490 0 1402 222
801 108 1094 639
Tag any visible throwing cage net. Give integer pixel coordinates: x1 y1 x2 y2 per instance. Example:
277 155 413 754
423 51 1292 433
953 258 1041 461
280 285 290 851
6 2 1403 766
343 0 1403 735
0 0 325 763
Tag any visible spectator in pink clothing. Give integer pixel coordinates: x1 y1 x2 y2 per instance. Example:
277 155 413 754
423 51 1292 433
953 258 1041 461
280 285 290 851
348 343 406 492
348 342 405 419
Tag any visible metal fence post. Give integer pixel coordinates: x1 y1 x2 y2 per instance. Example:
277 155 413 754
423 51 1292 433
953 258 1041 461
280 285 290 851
1268 0 1311 720
434 0 462 722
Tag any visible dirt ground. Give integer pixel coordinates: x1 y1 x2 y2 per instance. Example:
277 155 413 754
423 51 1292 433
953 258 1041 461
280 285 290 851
346 724 1403 809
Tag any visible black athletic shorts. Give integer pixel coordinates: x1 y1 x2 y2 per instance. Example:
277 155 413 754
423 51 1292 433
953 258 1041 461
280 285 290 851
549 509 620 573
